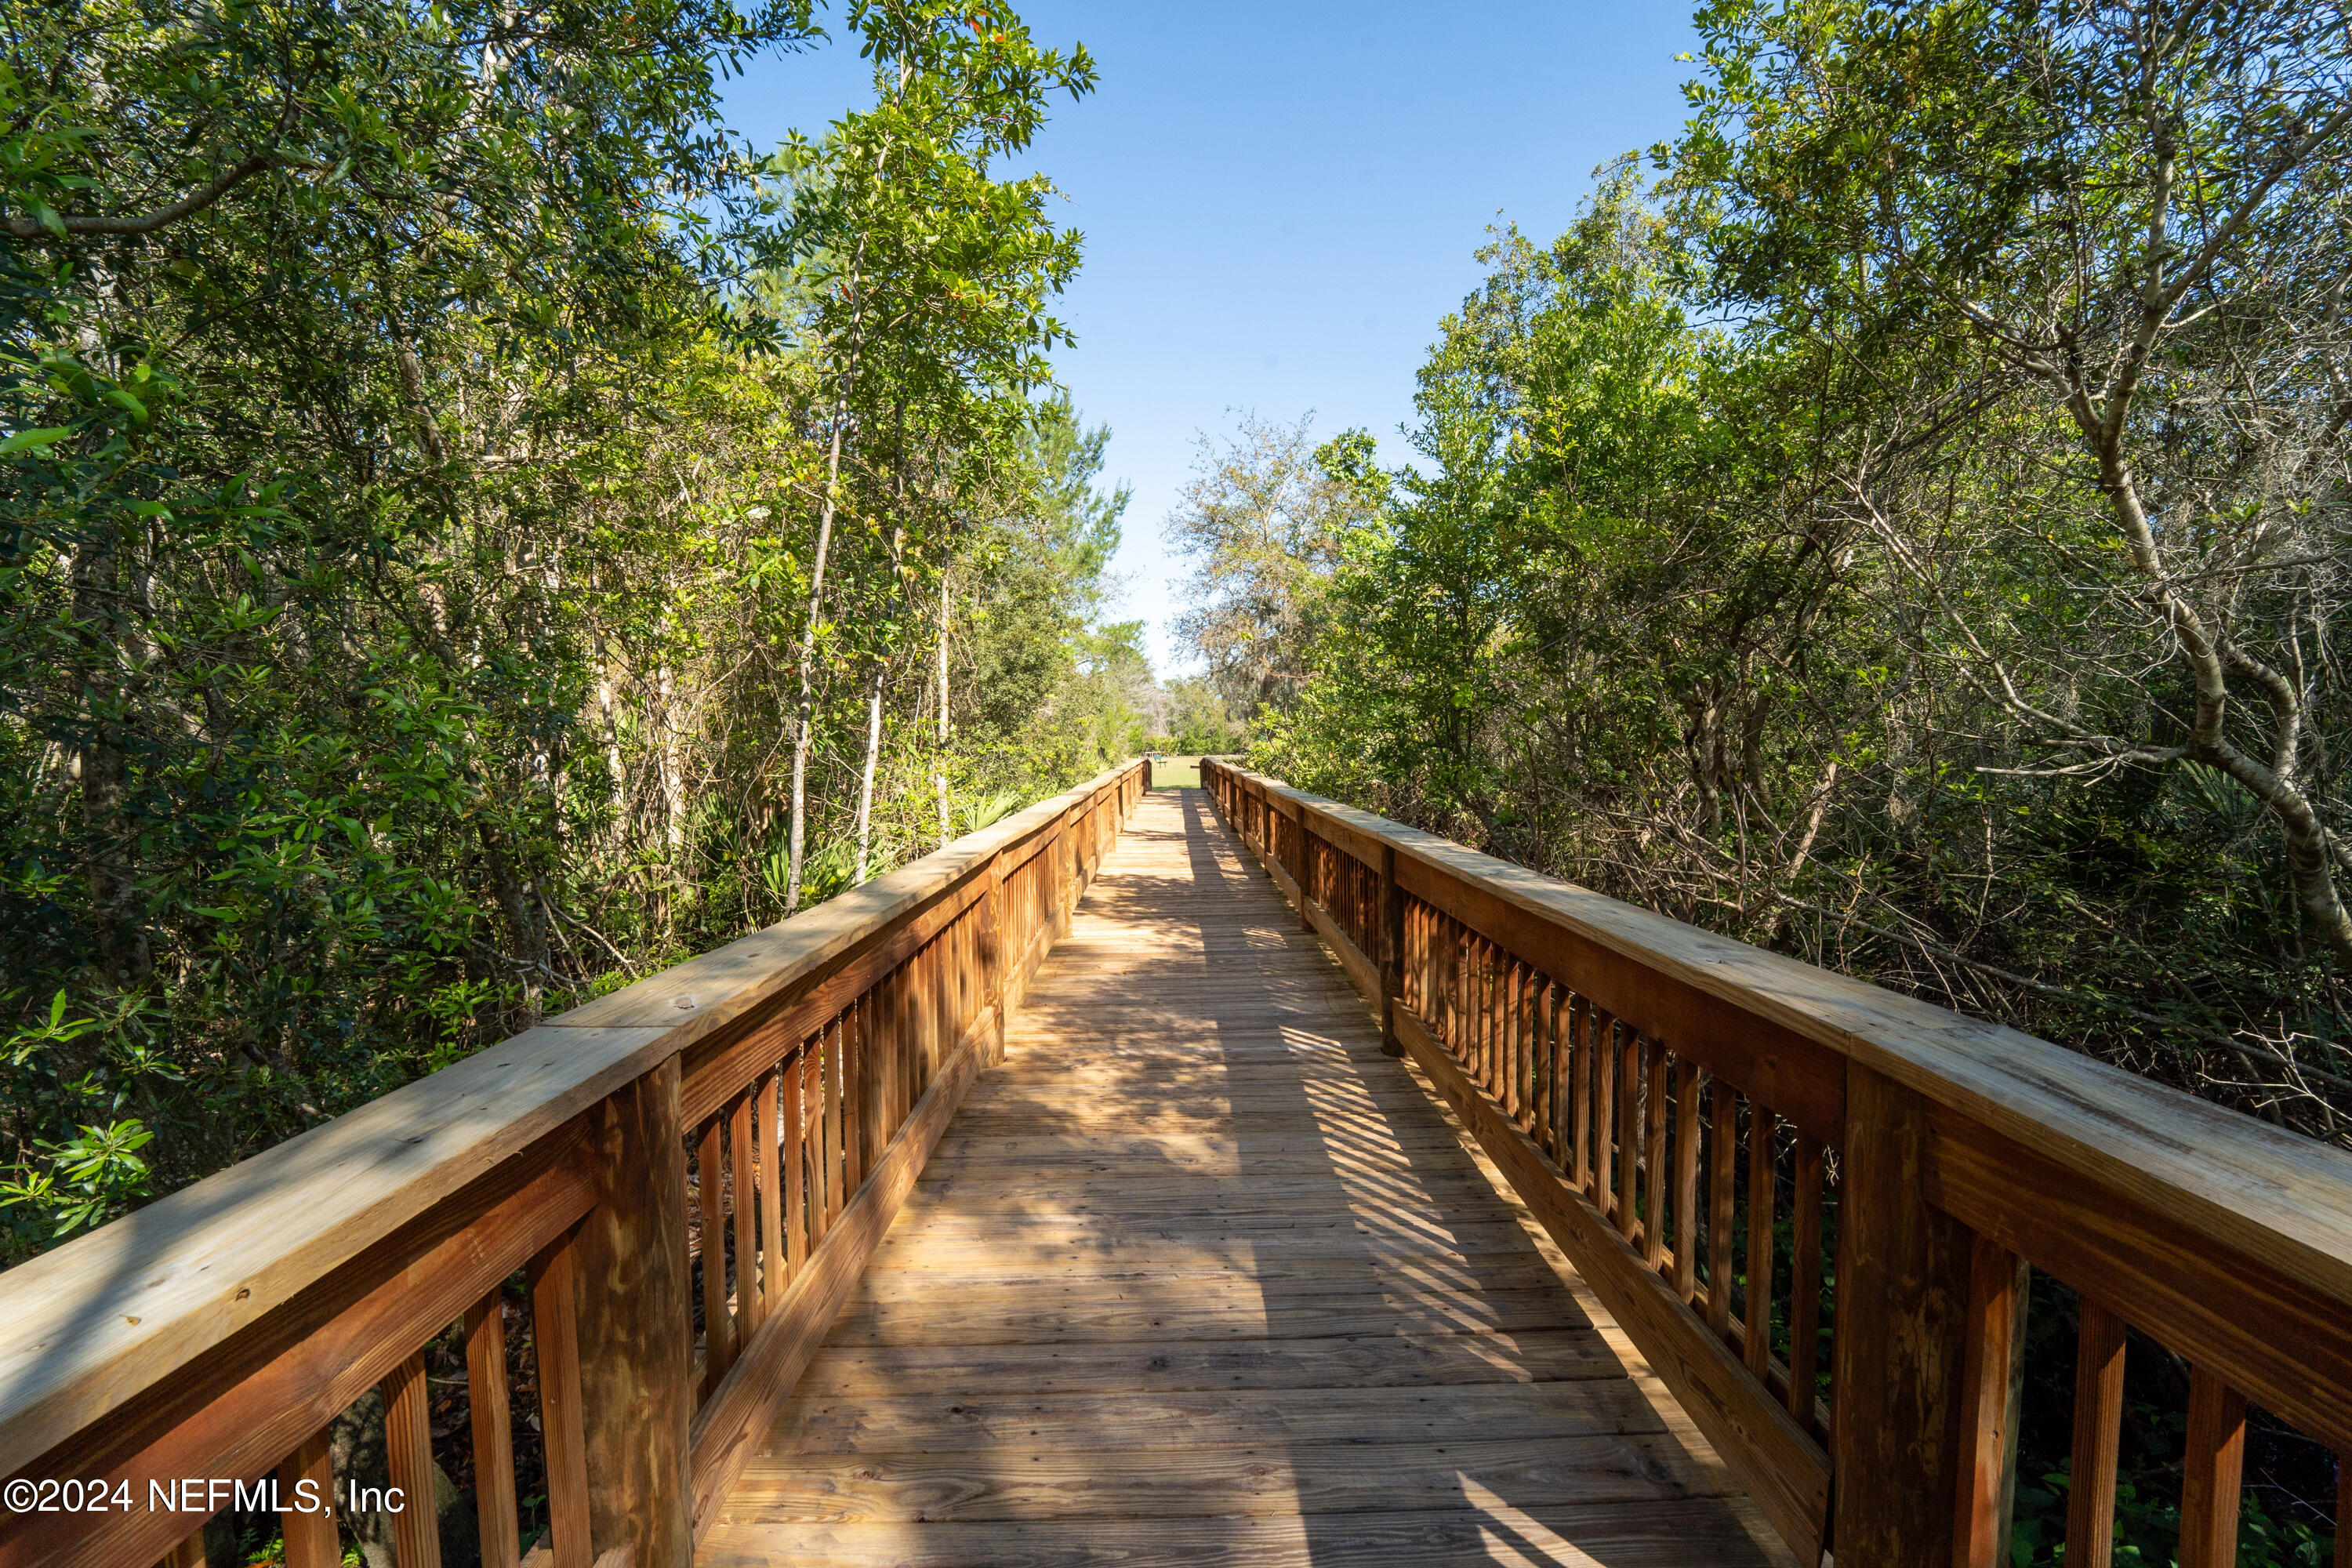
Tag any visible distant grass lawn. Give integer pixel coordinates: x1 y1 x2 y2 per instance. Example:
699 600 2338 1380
1149 755 1204 790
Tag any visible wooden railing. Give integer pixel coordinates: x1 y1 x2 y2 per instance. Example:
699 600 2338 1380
0 759 1149 1568
1203 757 2352 1568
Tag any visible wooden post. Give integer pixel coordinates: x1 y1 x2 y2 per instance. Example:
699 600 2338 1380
2180 1367 2248 1568
1955 1234 2029 1568
568 1057 694 1568
1378 844 1404 1057
981 855 1007 1065
278 1430 338 1568
1831 1063 1975 1567
1294 816 1316 933
465 1294 521 1568
527 1232 591 1568
2066 1299 2128 1566
383 1352 442 1568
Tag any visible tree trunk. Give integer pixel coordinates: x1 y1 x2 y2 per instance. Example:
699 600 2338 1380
855 661 884 884
935 570 951 850
786 393 851 913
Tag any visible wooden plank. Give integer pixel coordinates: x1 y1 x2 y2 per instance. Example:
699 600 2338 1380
730 1093 760 1341
570 1054 695 1568
1787 1134 1823 1431
528 1232 591 1568
278 1430 338 1568
768 1379 1675 1455
700 1504 1777 1568
718 1431 1739 1524
2065 1298 2129 1568
1955 1234 2027 1568
1643 1036 1668 1269
465 1293 521 1568
0 1132 595 1568
824 1285 1580 1345
1392 1006 1829 1561
1830 1065 1973 1568
1675 1058 1700 1305
789 1327 1621 1399
1744 1103 1774 1380
1709 1083 1736 1338
695 1116 733 1385
2179 1367 2248 1568
757 1070 782 1314
836 1247 1572 1298
383 1353 442 1568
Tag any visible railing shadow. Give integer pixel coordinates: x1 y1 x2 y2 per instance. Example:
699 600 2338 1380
706 786 1780 1563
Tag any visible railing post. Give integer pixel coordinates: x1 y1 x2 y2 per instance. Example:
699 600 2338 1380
983 851 1007 1065
571 1056 694 1568
1378 843 1404 1058
1832 1062 1975 1567
1294 813 1316 934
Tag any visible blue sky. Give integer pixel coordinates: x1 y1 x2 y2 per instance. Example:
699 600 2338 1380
722 2 1702 674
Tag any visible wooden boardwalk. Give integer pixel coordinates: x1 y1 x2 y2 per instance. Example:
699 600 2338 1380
699 788 1784 1567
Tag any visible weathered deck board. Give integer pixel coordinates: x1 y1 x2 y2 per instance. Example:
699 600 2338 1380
699 788 1784 1566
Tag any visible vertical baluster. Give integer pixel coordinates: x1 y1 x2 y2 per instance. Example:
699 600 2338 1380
1594 1014 1617 1218
843 1000 865 1195
383 1352 442 1568
782 1054 808 1275
1489 945 1505 1098
1643 1036 1668 1269
757 1069 783 1310
2179 1367 2247 1568
158 1530 205 1568
729 1091 759 1341
1673 1059 1700 1304
1483 944 1499 1097
1788 1133 1824 1428
802 1038 828 1247
1745 1102 1776 1379
829 1015 849 1222
1571 997 1593 1195
1616 1027 1641 1240
1536 982 1557 1156
1516 965 1537 1131
529 1234 592 1568
1458 931 1477 1081
466 1292 520 1568
1496 954 1518 1111
1450 920 1468 1063
1955 1236 2028 1568
1506 958 1526 1119
695 1117 731 1383
278 1430 338 1568
2065 1299 2128 1568
1708 1080 1736 1338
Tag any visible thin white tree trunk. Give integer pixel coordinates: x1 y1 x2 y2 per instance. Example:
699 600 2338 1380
855 661 884 883
785 408 847 913
935 570 951 849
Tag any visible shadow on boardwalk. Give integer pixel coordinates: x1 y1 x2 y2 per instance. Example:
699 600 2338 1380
696 787 1784 1567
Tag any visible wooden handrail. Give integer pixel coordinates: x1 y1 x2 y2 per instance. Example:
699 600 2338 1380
0 758 1150 1568
1202 756 2352 1568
